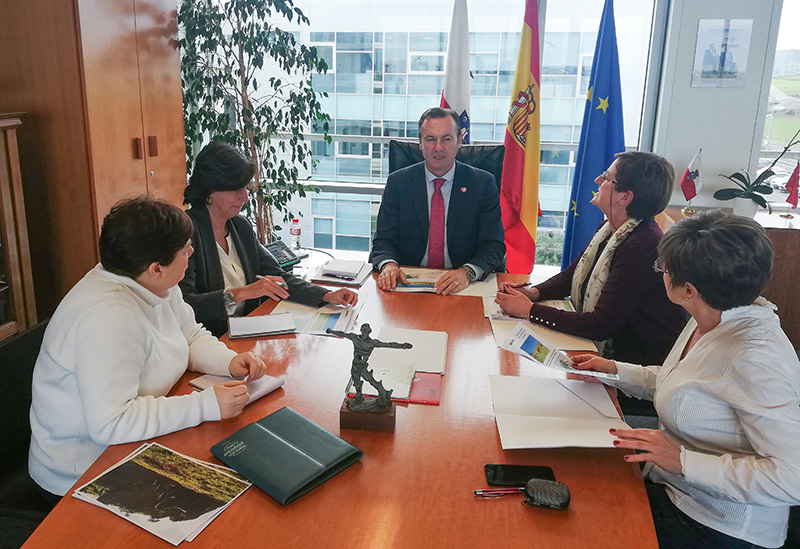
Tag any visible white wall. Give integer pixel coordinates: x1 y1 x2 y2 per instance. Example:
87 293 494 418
652 0 783 207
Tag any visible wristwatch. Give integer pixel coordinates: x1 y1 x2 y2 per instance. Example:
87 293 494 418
460 264 477 283
223 287 236 316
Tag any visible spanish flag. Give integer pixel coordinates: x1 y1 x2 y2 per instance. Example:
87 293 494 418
500 0 540 274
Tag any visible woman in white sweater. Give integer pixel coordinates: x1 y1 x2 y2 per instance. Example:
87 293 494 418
572 211 800 549
29 197 267 501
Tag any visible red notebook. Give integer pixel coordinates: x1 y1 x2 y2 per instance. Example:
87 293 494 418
347 372 442 406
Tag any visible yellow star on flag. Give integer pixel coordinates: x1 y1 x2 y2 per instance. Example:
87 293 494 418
596 96 609 114
591 190 598 198
570 200 580 217
587 86 593 102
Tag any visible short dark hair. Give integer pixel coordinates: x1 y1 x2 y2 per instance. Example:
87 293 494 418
658 210 773 311
183 141 256 207
100 197 193 278
417 107 460 137
613 151 674 221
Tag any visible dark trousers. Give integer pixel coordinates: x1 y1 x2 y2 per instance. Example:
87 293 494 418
647 483 767 549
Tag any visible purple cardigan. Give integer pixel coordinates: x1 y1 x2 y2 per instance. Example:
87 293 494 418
531 220 687 366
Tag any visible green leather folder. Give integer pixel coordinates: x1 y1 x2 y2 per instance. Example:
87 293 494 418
210 406 363 505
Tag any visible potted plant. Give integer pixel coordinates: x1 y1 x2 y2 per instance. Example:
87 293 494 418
179 0 331 242
713 128 799 216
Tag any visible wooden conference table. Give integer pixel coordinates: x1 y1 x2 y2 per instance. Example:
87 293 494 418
23 273 657 548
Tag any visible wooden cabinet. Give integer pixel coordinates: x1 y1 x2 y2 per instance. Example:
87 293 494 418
0 0 187 318
0 114 37 340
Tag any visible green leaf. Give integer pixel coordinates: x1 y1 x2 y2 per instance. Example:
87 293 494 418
713 188 744 200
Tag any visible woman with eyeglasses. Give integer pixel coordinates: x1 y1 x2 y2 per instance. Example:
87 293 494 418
570 211 800 548
496 151 686 371
180 142 358 337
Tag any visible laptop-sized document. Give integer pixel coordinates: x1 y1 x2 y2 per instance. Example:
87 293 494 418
271 300 362 334
228 312 296 338
371 326 448 374
489 375 628 449
189 374 285 406
310 261 372 287
393 268 447 292
322 259 363 278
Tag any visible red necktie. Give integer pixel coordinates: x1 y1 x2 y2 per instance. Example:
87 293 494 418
428 178 445 269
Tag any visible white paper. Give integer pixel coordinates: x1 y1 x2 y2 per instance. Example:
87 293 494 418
371 327 448 374
228 312 296 338
189 374 285 406
457 273 498 297
502 323 614 379
489 375 628 449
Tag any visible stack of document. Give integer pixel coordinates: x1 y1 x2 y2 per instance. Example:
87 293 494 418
73 443 250 545
310 260 371 287
346 327 447 405
189 374 285 406
227 312 296 338
501 323 616 380
489 375 629 449
271 300 362 334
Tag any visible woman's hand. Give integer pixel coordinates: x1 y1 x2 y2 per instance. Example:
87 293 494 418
228 351 267 380
498 282 540 301
323 288 359 307
233 276 290 303
494 286 534 318
213 379 249 419
567 354 618 383
610 428 682 475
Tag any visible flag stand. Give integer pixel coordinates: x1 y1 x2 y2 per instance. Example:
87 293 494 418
681 202 697 217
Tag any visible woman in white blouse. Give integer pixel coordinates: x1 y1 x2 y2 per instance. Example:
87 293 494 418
572 210 800 549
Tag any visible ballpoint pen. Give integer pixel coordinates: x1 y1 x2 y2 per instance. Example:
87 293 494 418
474 487 525 497
256 274 288 288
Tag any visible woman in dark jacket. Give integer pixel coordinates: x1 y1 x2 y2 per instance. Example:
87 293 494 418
180 142 357 337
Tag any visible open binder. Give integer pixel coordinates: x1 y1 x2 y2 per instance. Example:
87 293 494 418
210 407 363 505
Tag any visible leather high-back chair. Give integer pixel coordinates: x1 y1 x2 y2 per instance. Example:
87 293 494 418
388 140 505 191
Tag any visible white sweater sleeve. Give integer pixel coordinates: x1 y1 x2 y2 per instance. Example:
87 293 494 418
74 304 222 446
171 289 237 374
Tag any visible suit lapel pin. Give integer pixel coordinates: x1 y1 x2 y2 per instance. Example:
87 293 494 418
460 187 467 193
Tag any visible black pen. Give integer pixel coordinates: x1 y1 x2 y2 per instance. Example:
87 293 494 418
325 273 355 281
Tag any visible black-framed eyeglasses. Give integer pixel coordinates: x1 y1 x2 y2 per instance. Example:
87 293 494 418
653 259 669 274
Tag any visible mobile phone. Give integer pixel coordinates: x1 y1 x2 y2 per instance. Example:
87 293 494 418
484 464 556 487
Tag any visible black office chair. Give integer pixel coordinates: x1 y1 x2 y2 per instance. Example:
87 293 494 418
0 320 52 532
387 139 505 192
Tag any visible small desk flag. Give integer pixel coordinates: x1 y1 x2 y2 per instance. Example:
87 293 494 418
786 161 799 209
440 0 471 143
499 0 541 274
680 149 703 201
561 0 625 269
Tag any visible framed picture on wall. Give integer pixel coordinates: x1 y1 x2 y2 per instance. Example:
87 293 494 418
691 19 753 88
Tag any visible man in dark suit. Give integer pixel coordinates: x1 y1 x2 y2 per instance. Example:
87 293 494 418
370 107 505 295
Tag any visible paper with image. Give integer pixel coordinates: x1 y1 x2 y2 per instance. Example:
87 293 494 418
73 443 250 546
271 300 362 334
502 323 616 380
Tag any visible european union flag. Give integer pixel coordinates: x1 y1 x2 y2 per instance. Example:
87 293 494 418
561 0 625 269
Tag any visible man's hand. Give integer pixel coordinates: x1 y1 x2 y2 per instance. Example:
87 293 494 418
323 288 359 307
494 286 533 317
377 263 407 291
228 351 267 380
434 268 469 295
213 379 249 419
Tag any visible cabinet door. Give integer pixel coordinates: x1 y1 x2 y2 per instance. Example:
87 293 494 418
77 0 148 224
135 0 188 207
